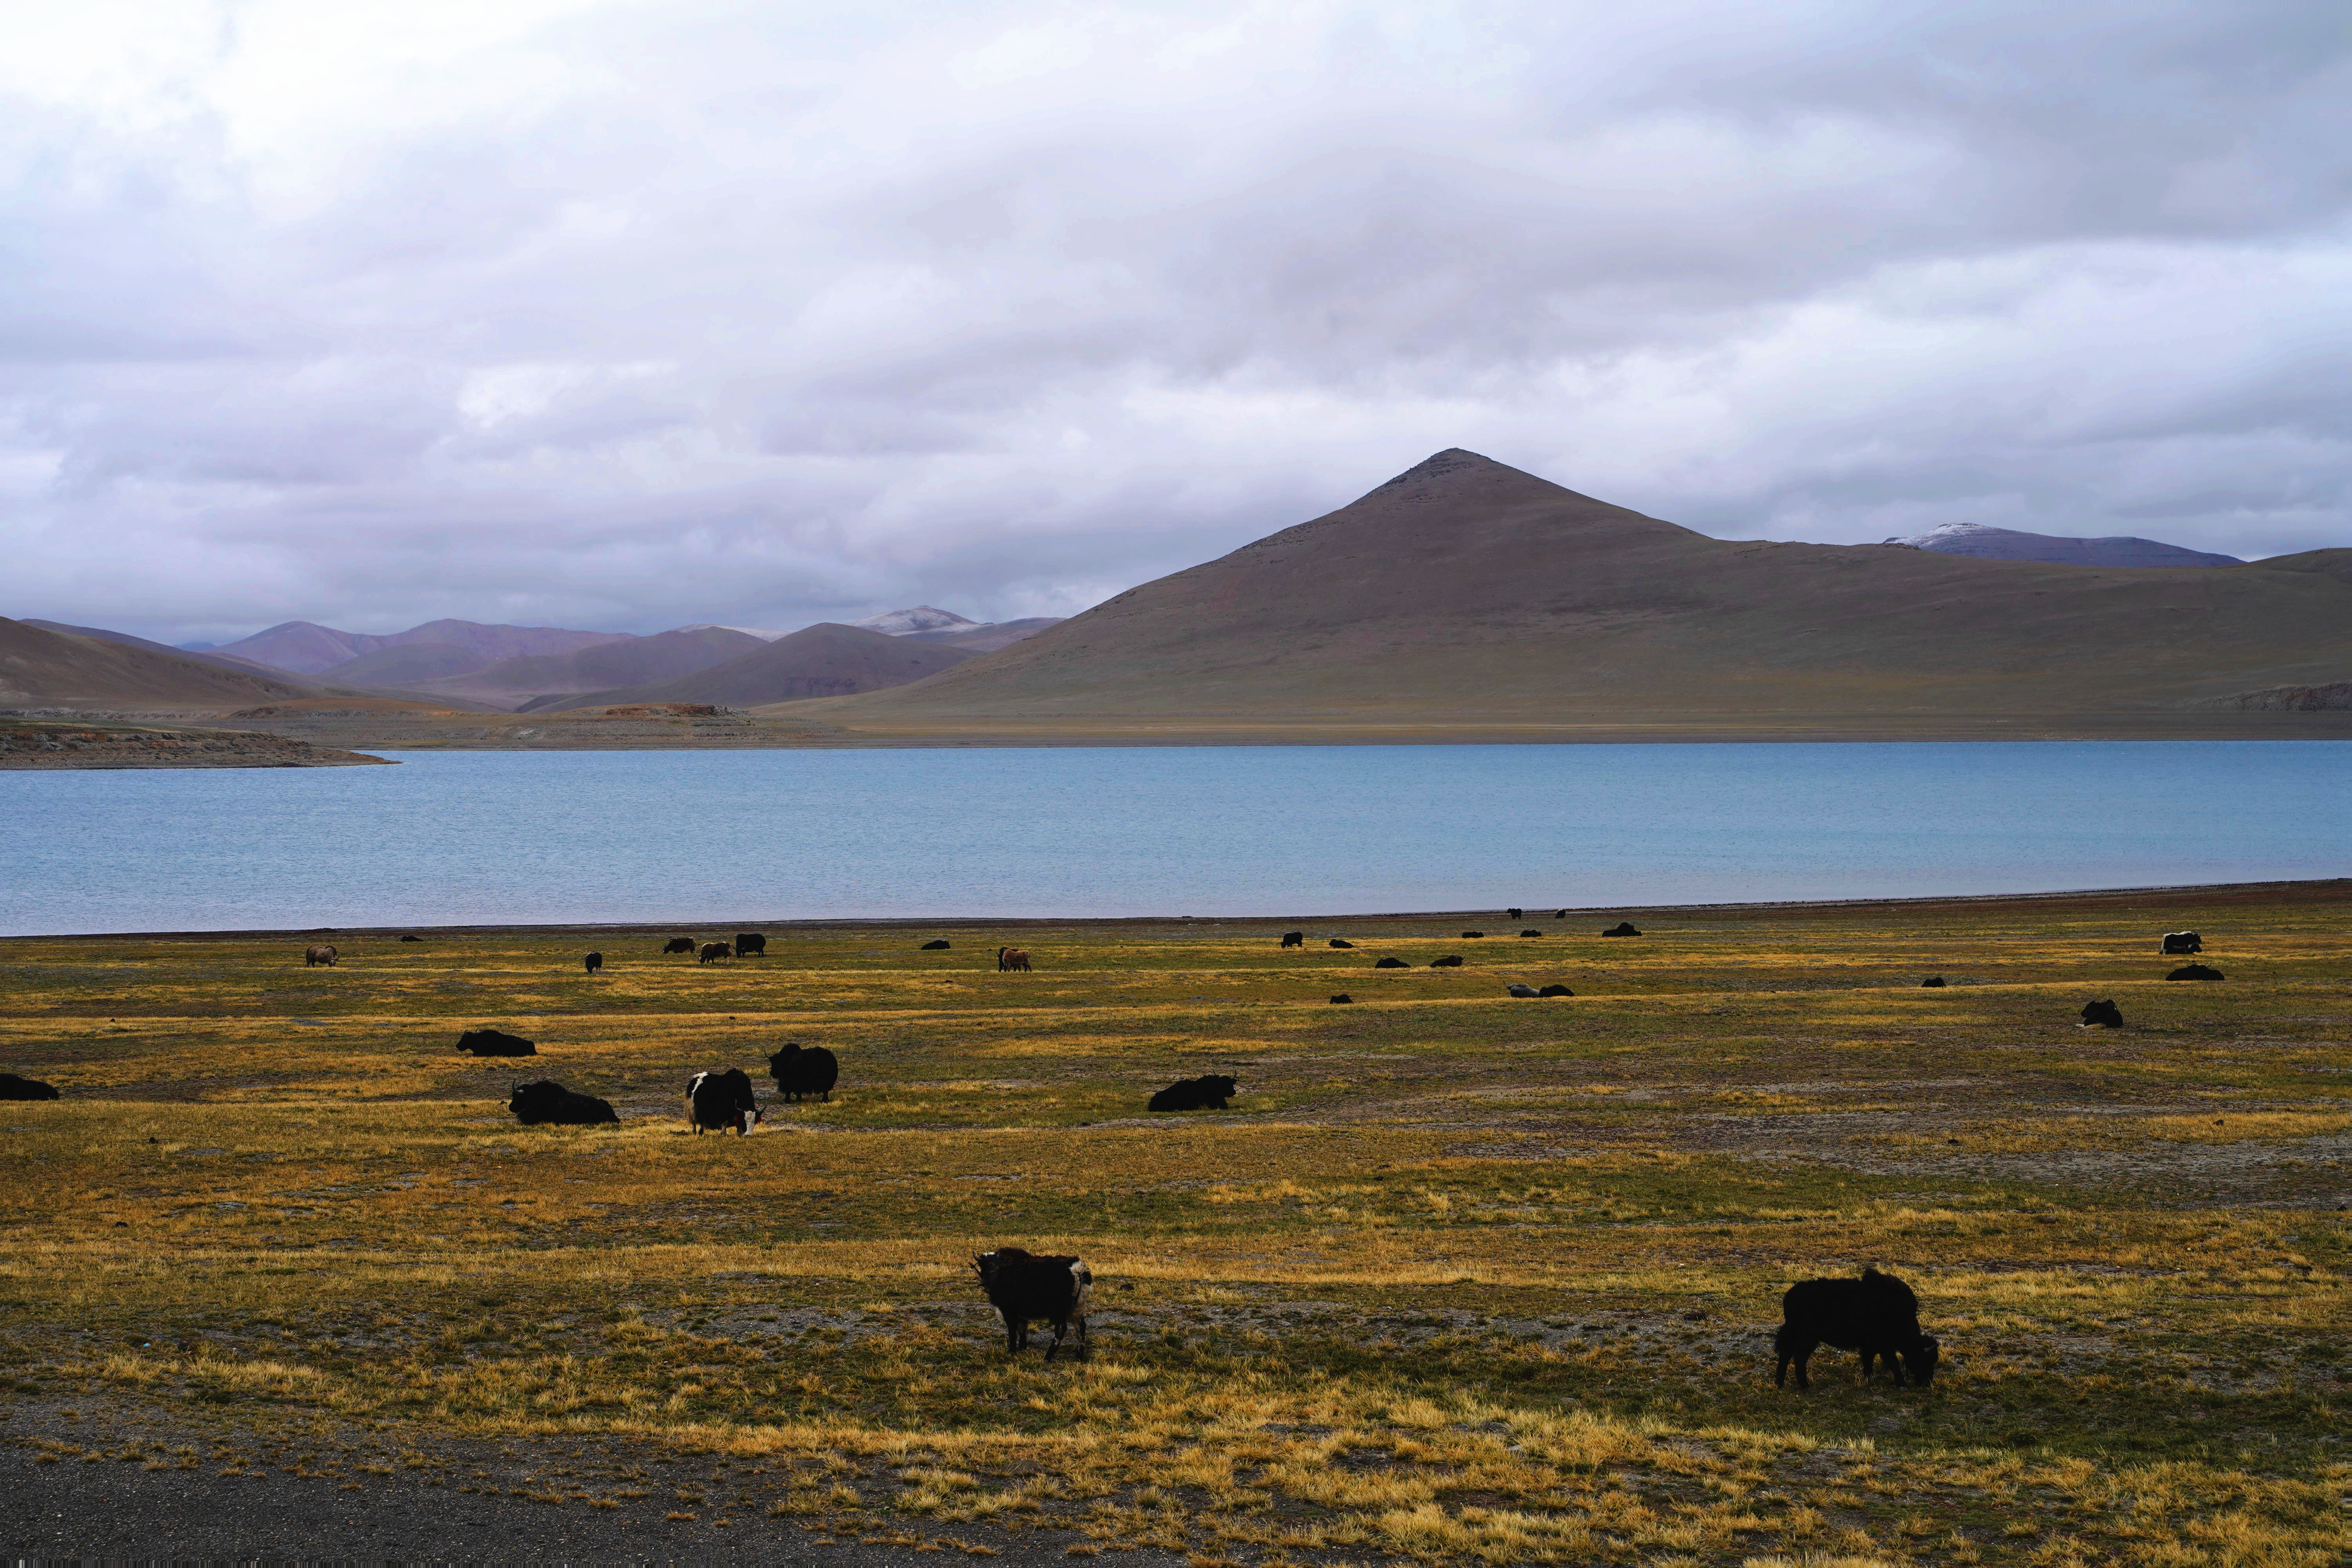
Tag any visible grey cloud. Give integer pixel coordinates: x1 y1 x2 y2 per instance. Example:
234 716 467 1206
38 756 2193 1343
1 0 2346 646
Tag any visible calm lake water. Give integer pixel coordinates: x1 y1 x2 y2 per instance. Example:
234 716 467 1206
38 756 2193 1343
2 743 2345 935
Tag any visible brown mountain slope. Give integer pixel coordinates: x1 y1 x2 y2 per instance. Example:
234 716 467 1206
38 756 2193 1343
0 618 319 707
218 618 629 674
780 449 2352 740
402 626 768 708
24 620 315 683
524 623 973 712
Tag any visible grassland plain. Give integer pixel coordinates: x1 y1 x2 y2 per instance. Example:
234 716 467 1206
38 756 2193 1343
1 883 2347 1565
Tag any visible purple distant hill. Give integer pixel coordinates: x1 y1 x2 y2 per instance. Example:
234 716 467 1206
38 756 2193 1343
1882 522 2240 568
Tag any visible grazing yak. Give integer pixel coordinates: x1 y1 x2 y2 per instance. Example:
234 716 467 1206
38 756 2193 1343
1149 1074 1238 1112
2080 999 2125 1028
1506 984 1540 998
1429 955 1464 968
997 947 1032 972
1553 908 1569 919
583 952 603 975
456 1028 536 1057
1329 994 1353 1004
921 939 951 950
698 941 731 964
1329 938 1354 949
2161 931 2203 955
973 1246 1092 1361
767 1043 839 1102
304 945 338 967
1280 931 1304 948
687 1068 761 1135
1537 984 1573 997
1507 908 1523 919
1921 976 1947 988
663 936 697 954
735 933 767 958
507 1080 618 1126
2167 963 2225 981
1519 929 1542 938
0 1073 60 1101
1775 1268 1939 1389
1602 922 1642 938
1373 956 1408 968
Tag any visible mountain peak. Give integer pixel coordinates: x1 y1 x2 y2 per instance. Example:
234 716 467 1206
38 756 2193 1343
854 606 981 636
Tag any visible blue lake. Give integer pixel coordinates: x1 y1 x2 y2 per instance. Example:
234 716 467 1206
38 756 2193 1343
2 743 2345 935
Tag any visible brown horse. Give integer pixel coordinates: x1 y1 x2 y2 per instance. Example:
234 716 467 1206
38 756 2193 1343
304 945 338 967
997 946 1031 972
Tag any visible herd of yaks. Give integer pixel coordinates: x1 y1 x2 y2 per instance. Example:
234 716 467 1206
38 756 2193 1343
2 921 2236 1382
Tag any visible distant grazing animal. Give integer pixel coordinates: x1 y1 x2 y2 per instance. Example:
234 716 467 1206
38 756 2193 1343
1374 957 1408 968
766 1043 839 1103
1506 908 1523 919
1328 938 1354 949
735 933 767 957
921 939 951 950
1148 1074 1238 1112
304 945 338 967
1775 1268 1939 1389
456 1028 537 1057
0 1073 60 1101
997 947 1031 972
1329 994 1353 1004
687 1068 761 1135
698 941 731 964
1553 909 1568 919
1920 976 1946 988
1429 955 1463 968
1602 922 1641 938
1280 931 1304 948
1519 929 1542 938
1461 930 1485 939
1506 984 1539 998
507 1080 618 1126
2080 999 2124 1028
663 937 696 954
399 934 421 943
972 1246 1092 1361
2161 931 2203 955
2167 963 2225 981
583 951 603 975
1537 984 1573 997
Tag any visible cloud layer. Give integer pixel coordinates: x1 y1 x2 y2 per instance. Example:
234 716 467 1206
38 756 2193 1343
5 0 2347 643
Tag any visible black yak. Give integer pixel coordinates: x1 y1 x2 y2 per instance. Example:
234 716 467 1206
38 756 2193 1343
1279 931 1304 948
687 1068 760 1135
921 939 951 950
1429 955 1463 968
698 941 731 964
0 1073 60 1101
1775 1268 1938 1389
1329 993 1353 1004
1602 922 1641 938
735 933 767 957
507 1081 618 1126
1373 956 1408 968
663 936 696 954
767 1043 839 1103
456 1029 536 1057
2080 999 2124 1028
1149 1074 1237 1112
1537 984 1573 997
972 1247 1092 1360
1920 976 1946 988
1329 938 1354 949
1519 929 1542 938
583 951 602 974
1461 930 1485 939
2167 963 2224 981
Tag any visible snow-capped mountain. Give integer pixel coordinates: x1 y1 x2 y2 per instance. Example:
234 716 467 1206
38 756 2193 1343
851 606 983 635
1881 522 2241 568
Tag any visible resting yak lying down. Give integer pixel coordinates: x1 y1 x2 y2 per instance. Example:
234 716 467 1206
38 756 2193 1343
1149 1074 1237 1112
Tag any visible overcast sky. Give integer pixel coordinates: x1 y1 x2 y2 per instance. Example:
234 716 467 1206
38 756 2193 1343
5 0 2347 644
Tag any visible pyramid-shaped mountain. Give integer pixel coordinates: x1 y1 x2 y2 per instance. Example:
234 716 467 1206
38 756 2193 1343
781 449 2352 737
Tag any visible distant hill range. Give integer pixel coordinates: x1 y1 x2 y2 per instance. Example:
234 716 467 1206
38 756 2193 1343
782 449 2352 741
2 618 317 707
211 618 630 675
519 622 977 712
1883 521 2242 569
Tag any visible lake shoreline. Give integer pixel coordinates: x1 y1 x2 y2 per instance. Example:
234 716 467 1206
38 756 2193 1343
14 874 2344 943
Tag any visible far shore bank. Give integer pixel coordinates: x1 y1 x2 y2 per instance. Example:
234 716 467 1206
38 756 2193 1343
14 875 2344 944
